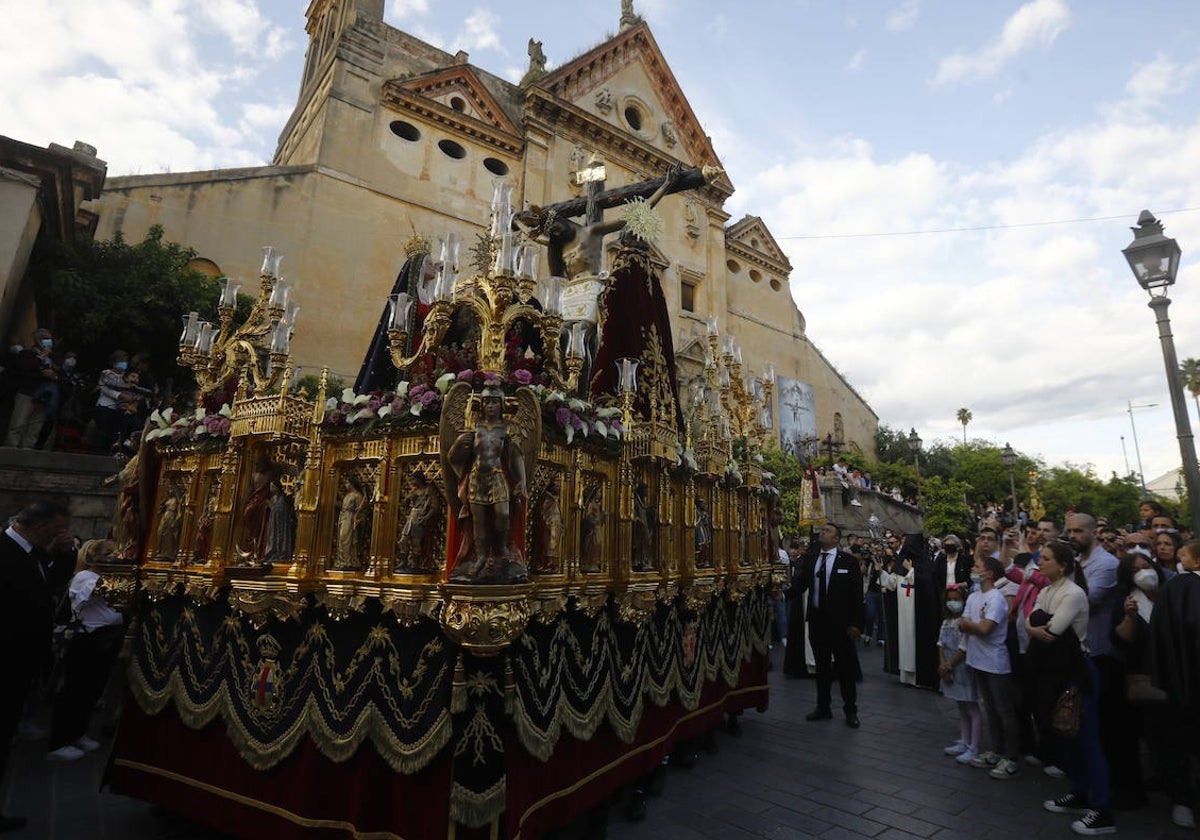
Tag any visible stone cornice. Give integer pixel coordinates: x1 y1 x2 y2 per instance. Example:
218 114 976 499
523 88 732 207
533 22 727 190
725 239 791 277
382 73 524 155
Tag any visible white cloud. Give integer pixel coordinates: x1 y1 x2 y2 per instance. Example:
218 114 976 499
848 49 867 71
197 0 289 58
886 0 920 32
453 8 504 55
1100 54 1198 122
933 0 1070 86
387 0 431 20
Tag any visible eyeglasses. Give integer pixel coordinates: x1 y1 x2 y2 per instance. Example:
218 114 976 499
1099 536 1118 543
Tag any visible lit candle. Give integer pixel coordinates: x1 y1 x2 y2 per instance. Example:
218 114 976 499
260 246 275 276
568 321 587 358
616 357 639 394
219 278 241 308
387 292 412 330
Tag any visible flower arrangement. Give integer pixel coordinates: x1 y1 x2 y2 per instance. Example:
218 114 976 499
320 379 449 431
532 384 624 447
144 405 233 445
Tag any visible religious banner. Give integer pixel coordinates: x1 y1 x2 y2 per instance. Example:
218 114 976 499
776 376 816 459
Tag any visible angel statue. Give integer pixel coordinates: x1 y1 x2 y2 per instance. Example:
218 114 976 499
441 381 541 584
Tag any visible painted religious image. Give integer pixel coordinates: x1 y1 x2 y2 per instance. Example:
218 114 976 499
776 376 816 460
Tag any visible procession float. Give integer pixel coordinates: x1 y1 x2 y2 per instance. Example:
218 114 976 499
104 166 781 839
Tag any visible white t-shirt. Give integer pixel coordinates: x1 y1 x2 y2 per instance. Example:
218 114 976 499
962 588 1011 674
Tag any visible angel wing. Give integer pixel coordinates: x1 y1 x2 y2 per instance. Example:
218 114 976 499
439 381 472 520
508 386 543 494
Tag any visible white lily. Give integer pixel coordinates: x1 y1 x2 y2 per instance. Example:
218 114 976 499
435 372 456 394
395 381 410 398
352 393 371 407
325 397 338 411
594 420 607 438
341 387 356 403
377 404 392 419
218 403 233 418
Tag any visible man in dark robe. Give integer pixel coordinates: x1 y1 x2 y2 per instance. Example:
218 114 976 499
905 533 942 689
880 534 901 675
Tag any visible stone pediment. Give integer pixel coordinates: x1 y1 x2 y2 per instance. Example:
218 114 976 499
726 215 792 273
382 66 523 154
533 22 726 182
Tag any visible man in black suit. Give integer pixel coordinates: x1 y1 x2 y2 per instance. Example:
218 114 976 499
798 522 865 727
0 500 71 833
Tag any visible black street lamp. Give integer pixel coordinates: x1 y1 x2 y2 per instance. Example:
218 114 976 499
1122 210 1200 527
1001 442 1018 527
908 427 922 498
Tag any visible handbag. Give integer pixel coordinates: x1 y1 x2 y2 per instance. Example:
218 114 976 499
1051 686 1081 737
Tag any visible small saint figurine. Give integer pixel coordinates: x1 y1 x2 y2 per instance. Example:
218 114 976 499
531 476 564 573
263 481 297 565
333 475 369 570
580 485 605 573
238 457 276 560
156 493 183 563
396 472 442 573
631 482 656 572
694 496 713 569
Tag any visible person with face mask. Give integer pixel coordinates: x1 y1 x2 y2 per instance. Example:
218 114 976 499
92 350 136 454
2 327 58 449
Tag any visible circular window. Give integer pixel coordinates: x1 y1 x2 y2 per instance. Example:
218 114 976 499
749 269 762 283
770 278 782 291
624 105 643 131
726 259 741 273
389 120 420 141
450 96 466 112
483 157 509 176
438 139 466 159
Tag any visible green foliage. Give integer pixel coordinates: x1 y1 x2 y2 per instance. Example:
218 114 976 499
921 475 974 537
1036 465 1142 528
36 225 229 386
291 373 348 399
762 446 805 541
952 441 1035 506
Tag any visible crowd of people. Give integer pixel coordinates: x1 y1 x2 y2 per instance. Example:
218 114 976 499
777 501 1200 837
0 326 159 455
0 501 128 833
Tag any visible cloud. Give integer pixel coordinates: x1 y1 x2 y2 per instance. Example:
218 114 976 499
886 0 920 32
196 0 290 58
848 49 867 71
387 0 431 19
933 0 1070 86
452 8 504 55
1100 54 1199 122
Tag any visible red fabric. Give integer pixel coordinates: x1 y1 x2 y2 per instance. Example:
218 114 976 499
504 654 769 839
111 656 768 840
109 700 452 840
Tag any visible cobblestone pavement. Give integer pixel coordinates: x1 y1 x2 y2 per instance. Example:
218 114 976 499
1 644 1184 839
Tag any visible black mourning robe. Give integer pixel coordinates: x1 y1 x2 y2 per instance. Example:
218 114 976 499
1150 571 1200 709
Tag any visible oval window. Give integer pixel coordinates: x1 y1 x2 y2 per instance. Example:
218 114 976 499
389 120 421 141
726 259 741 273
483 157 509 176
770 278 782 291
624 105 643 131
450 96 466 112
438 139 466 159
749 269 762 283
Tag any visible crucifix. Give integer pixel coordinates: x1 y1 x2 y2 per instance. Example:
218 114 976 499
514 160 720 279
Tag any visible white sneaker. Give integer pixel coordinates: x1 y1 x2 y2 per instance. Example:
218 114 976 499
74 735 101 753
1023 754 1044 767
968 750 1000 768
944 741 968 756
1173 805 1196 829
850 500 863 507
955 749 979 765
1044 764 1067 779
46 745 85 761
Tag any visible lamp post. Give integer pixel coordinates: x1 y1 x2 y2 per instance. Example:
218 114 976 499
1001 442 1018 527
1126 400 1157 498
908 427 922 500
1122 210 1200 527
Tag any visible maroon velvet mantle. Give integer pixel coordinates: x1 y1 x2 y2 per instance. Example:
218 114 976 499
109 654 768 840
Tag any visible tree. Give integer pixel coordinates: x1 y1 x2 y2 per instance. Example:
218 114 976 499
35 225 224 388
761 446 807 543
920 475 974 537
1036 464 1141 527
956 407 972 446
1181 358 1200 426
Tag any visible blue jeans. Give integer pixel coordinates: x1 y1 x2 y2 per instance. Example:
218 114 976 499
773 594 789 642
1065 657 1110 810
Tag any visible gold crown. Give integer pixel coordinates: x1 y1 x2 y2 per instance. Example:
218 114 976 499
403 233 431 257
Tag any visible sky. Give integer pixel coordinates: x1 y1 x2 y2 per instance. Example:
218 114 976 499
5 0 1200 488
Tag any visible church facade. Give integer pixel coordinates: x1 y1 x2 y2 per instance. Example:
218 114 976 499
88 0 877 458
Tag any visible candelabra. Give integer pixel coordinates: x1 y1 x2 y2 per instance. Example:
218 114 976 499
700 317 773 463
178 247 299 397
385 182 584 389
